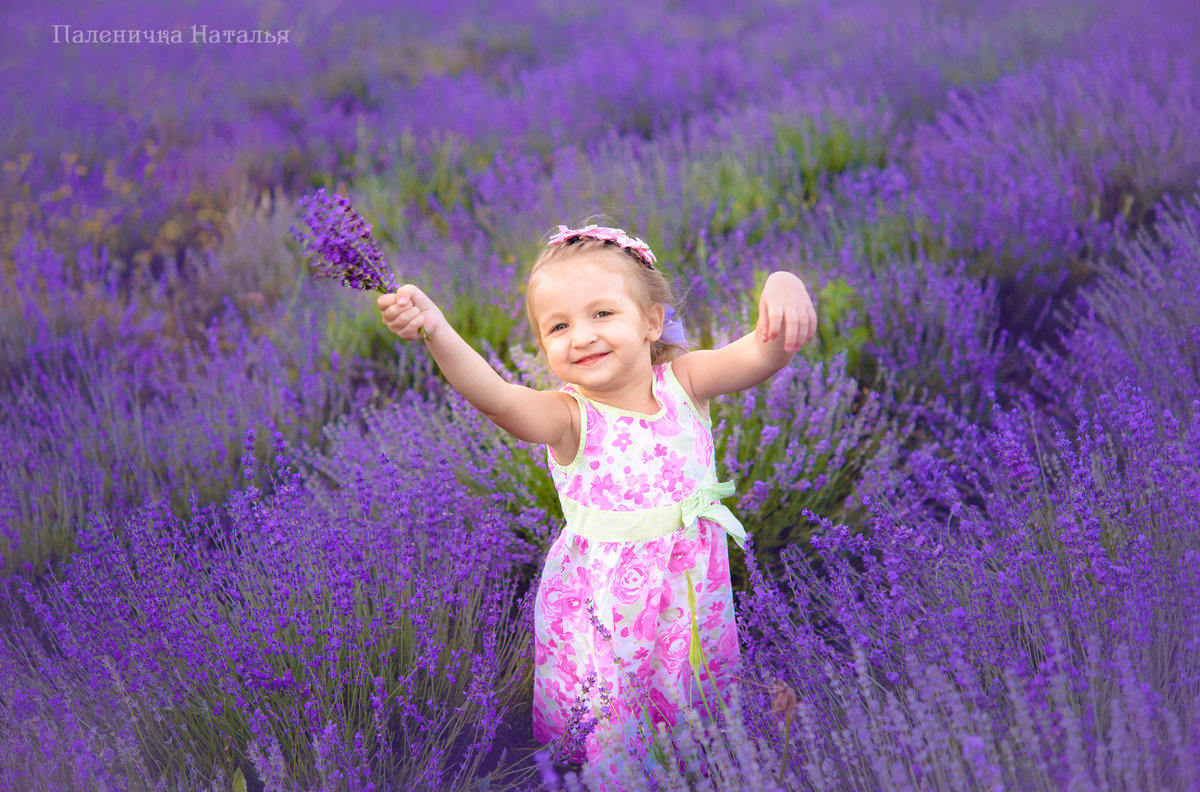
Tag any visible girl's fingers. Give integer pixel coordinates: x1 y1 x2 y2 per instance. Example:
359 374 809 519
391 284 417 310
758 274 819 349
764 300 790 343
398 313 422 340
383 296 414 332
791 306 807 348
391 301 413 323
763 297 818 349
380 284 430 338
784 306 800 350
399 283 433 311
404 304 425 330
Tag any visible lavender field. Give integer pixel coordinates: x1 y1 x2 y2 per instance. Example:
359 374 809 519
2 0 1199 789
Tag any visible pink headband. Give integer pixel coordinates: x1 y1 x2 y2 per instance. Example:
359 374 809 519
547 224 658 268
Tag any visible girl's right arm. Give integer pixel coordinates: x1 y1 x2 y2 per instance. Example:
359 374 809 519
377 285 578 450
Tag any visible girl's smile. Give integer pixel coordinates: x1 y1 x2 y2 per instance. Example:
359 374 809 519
528 252 664 410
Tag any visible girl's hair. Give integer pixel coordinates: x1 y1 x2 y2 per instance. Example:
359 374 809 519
525 230 685 365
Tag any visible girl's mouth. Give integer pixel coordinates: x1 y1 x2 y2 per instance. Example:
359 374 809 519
575 352 609 365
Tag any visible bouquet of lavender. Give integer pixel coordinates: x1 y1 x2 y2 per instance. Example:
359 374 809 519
290 189 428 339
290 188 398 294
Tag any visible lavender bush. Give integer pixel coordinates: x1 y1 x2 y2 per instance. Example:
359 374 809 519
713 353 897 571
731 382 1200 790
1 421 538 790
1030 194 1200 428
0 263 362 573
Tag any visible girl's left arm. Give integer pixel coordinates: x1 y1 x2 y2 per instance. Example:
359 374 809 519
673 271 817 402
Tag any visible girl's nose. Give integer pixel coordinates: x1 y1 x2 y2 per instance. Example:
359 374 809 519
571 323 597 346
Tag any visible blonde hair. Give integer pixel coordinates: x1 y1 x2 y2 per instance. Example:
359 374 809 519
525 233 685 365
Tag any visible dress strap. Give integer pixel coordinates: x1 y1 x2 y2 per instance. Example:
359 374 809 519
662 361 710 426
560 479 747 549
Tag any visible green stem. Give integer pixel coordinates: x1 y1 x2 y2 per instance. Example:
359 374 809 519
778 714 791 787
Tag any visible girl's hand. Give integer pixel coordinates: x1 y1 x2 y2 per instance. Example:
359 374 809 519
377 284 444 340
671 270 816 401
756 271 817 352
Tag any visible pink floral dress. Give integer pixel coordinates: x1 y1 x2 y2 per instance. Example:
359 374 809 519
532 362 745 766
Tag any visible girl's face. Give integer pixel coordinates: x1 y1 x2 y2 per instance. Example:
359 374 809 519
528 252 663 396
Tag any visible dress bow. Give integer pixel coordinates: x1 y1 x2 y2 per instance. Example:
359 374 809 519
680 480 747 549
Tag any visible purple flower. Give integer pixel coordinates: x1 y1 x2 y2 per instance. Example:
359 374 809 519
290 189 397 294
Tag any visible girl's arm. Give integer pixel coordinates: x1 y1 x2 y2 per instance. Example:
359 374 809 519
672 271 817 403
377 285 578 449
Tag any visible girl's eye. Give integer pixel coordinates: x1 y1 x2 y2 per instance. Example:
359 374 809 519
550 323 567 333
595 310 612 318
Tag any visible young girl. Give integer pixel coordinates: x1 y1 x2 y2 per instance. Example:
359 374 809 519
377 224 816 768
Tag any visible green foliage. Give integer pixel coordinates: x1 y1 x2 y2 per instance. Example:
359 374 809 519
446 298 524 362
689 155 774 238
352 130 494 222
320 295 397 366
689 110 892 240
833 203 949 270
812 277 871 376
772 114 889 204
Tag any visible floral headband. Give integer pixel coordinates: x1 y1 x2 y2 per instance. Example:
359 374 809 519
547 224 658 268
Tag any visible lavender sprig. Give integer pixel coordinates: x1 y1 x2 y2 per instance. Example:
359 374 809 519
289 189 397 294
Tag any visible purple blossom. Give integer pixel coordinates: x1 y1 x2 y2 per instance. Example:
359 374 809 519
290 189 397 294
